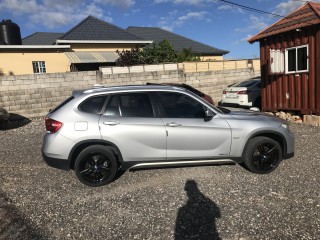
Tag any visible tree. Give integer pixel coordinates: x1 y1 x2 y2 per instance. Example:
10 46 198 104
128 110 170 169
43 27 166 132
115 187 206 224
116 40 199 66
177 48 200 62
154 40 177 63
116 48 142 66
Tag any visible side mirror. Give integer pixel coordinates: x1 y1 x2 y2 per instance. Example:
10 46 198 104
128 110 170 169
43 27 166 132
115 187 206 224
204 109 215 122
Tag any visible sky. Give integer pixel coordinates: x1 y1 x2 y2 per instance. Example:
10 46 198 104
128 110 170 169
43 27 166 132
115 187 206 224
0 0 318 59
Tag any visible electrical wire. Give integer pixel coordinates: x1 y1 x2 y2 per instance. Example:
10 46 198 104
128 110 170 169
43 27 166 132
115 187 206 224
216 0 285 18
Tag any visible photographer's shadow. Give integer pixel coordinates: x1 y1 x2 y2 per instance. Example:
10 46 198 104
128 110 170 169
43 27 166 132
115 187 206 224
175 180 221 240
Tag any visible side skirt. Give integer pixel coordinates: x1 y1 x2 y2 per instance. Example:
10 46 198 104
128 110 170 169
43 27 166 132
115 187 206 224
121 158 240 171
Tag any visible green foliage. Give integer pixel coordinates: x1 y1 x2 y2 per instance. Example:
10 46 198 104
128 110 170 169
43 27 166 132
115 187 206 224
116 40 199 66
177 48 200 62
116 48 142 67
155 40 177 63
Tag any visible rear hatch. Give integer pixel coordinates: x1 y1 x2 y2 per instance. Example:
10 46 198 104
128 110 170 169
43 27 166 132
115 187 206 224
223 87 247 99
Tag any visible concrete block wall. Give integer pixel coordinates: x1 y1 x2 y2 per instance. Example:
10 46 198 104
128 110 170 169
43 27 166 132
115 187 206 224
100 70 182 86
101 68 259 104
0 71 97 118
0 67 260 118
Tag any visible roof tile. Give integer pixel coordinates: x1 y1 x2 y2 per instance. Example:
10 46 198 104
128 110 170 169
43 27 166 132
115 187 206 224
22 32 63 45
127 27 228 55
59 16 143 41
248 2 320 43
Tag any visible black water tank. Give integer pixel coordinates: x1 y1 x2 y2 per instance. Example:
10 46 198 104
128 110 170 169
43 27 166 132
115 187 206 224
0 20 22 45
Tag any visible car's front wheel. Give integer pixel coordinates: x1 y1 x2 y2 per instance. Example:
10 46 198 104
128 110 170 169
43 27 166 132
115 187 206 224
243 137 282 174
74 145 118 187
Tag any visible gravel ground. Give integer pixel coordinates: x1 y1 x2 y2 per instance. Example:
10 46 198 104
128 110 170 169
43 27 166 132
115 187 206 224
0 119 319 240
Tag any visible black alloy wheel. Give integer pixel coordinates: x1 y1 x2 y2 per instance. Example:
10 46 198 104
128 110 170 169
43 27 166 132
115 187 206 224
243 136 282 174
74 145 117 187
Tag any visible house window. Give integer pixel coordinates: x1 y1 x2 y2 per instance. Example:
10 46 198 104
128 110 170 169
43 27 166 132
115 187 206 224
270 49 284 73
32 61 46 73
285 45 308 74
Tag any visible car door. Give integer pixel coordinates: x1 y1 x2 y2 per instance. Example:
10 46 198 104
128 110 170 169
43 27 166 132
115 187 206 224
99 92 166 162
157 91 232 160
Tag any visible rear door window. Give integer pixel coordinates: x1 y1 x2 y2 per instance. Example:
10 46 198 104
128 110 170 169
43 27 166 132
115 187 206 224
105 95 120 117
104 93 155 117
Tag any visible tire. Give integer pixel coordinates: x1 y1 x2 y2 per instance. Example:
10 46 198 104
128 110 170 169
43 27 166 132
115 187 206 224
243 137 282 174
74 145 118 187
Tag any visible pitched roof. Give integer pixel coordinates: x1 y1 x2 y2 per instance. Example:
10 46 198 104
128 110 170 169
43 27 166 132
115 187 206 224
248 2 320 43
127 27 229 55
58 16 144 41
22 32 63 45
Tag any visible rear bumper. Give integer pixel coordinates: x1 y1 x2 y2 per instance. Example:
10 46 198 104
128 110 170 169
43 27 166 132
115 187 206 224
221 95 252 107
219 102 251 108
42 151 70 171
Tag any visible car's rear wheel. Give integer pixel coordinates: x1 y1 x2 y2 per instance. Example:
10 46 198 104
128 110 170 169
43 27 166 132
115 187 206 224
243 137 282 174
74 145 118 187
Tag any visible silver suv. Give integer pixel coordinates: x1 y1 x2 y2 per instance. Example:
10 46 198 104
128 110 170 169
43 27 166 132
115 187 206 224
42 85 295 187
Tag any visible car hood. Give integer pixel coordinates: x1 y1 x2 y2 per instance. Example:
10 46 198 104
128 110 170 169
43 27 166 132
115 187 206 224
227 110 285 123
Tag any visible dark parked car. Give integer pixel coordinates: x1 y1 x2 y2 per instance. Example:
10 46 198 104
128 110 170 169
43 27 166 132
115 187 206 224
147 83 214 105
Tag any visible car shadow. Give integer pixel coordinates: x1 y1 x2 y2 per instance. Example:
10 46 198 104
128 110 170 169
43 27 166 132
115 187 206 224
0 113 31 130
175 180 221 240
0 191 47 240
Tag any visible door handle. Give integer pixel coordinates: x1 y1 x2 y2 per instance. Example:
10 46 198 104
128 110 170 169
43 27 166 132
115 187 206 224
103 121 119 126
166 122 182 127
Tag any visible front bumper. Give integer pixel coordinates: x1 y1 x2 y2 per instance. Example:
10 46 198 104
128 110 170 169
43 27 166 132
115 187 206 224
283 128 295 160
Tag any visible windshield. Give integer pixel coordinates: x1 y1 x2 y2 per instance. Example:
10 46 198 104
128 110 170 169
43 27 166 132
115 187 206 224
233 80 259 87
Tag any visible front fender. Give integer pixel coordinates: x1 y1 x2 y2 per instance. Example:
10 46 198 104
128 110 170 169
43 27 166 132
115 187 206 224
230 129 288 159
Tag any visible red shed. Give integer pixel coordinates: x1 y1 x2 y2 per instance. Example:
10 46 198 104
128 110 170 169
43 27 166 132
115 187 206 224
248 2 320 115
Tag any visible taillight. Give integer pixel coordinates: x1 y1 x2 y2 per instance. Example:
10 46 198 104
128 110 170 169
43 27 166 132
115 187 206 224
45 117 62 133
237 90 250 95
223 90 227 94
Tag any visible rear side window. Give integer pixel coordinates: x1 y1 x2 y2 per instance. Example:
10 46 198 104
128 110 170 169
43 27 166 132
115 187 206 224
79 95 108 114
50 96 74 114
104 93 154 117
